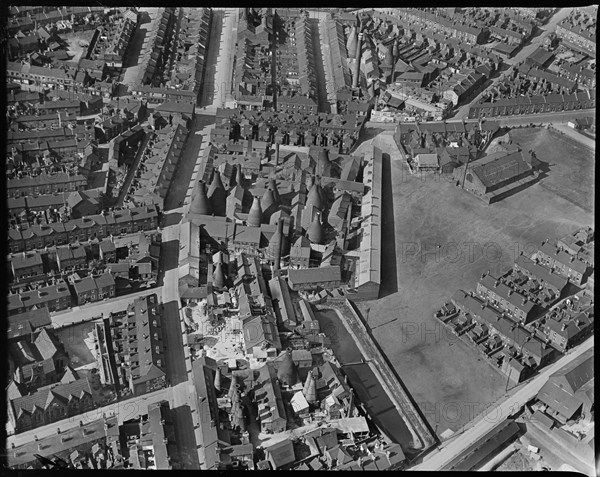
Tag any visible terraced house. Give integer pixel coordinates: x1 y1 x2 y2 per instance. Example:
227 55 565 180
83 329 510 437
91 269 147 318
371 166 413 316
94 294 167 396
8 280 72 316
537 241 589 286
7 376 97 434
8 205 158 253
477 272 537 324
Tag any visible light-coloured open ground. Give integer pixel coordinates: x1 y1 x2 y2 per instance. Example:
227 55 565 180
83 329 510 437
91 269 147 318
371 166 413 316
355 127 594 436
509 127 594 213
187 304 247 363
62 29 96 63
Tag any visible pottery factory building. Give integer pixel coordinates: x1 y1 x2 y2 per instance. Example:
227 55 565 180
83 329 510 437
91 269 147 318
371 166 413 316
347 145 382 301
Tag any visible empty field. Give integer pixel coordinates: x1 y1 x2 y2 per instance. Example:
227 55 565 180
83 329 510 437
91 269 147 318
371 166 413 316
509 127 594 213
356 127 593 437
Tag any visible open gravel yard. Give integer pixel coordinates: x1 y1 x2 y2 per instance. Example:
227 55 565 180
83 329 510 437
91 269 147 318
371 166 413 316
354 127 594 436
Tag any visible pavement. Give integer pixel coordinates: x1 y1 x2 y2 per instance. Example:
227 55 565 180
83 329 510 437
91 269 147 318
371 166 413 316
6 386 171 448
549 123 595 150
50 287 163 329
412 336 594 471
451 7 575 120
7 8 234 469
494 109 596 127
309 18 332 113
201 8 238 111
121 7 161 86
162 114 215 211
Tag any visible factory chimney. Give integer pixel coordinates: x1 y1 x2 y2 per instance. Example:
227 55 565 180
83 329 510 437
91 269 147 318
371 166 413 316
352 24 364 90
274 218 284 271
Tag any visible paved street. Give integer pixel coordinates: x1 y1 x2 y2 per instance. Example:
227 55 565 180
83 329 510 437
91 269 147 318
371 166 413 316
198 10 224 108
368 108 595 136
201 8 238 111
453 7 575 120
309 18 331 113
121 8 160 86
163 114 215 212
547 123 595 150
51 287 163 329
6 386 171 447
412 337 594 470
495 109 596 128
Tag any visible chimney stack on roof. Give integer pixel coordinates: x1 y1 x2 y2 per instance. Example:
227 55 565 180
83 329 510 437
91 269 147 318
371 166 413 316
268 178 280 204
352 31 364 89
235 165 244 188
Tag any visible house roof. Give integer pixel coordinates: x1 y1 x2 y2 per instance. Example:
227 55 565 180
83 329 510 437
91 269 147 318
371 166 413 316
514 255 568 291
95 272 115 289
8 307 52 340
538 242 588 275
470 150 532 188
11 251 43 270
415 153 439 167
288 266 341 286
243 314 280 352
264 438 295 469
11 376 93 417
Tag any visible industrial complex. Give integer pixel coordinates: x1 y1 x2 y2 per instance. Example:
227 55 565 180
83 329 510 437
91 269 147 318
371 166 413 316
3 5 595 473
